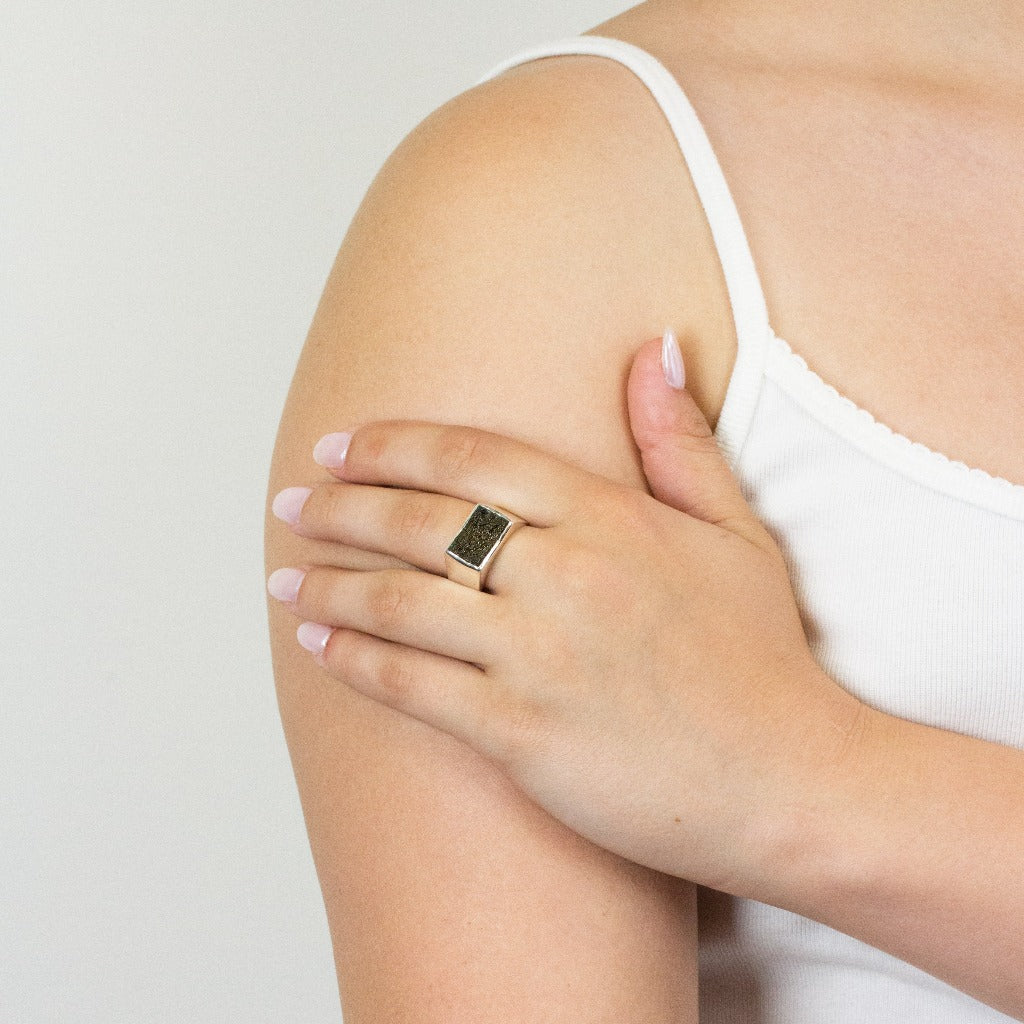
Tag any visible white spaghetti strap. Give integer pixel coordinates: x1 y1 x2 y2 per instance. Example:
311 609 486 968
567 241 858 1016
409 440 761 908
474 34 773 467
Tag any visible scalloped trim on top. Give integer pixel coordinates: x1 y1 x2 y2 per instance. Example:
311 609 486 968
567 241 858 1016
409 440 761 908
763 330 1024 509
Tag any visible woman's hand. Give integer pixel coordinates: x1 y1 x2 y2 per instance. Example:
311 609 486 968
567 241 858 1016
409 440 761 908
266 331 869 897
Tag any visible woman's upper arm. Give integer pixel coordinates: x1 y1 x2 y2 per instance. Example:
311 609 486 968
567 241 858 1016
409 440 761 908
264 57 710 1021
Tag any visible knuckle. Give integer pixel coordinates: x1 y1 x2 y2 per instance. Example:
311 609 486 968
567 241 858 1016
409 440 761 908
435 427 487 486
319 483 349 531
367 572 414 630
389 492 437 548
373 648 418 707
354 423 389 467
604 485 652 533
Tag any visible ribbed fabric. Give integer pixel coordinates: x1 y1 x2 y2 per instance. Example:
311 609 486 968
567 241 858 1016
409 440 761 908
476 35 1024 1022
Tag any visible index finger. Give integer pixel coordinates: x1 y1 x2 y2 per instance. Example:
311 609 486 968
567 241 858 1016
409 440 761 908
316 419 606 526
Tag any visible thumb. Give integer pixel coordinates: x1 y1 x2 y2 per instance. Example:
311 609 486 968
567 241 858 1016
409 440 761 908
627 328 773 552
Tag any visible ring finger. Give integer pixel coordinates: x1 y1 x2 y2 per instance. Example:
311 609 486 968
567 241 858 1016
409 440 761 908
275 481 540 592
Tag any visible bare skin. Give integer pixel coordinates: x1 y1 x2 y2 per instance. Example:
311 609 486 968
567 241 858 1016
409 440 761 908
264 2 1024 1018
590 0 1024 489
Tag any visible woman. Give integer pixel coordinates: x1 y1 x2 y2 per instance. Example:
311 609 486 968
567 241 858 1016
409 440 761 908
263 1 1024 1019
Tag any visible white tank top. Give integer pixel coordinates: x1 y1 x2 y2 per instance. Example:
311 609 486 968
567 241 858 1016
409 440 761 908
475 35 1024 1023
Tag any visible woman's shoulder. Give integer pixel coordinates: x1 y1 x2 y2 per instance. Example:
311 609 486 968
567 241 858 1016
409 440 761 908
264 46 726 1015
379 41 702 261
353 40 736 436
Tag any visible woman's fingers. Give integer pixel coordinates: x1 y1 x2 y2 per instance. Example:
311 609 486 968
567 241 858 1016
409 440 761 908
268 563 506 668
319 420 605 526
299 621 526 766
273 481 543 594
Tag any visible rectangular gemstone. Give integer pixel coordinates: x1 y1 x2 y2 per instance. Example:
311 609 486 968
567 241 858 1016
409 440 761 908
447 505 510 568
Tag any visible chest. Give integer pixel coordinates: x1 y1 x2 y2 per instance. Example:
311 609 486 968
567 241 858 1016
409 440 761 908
737 368 1024 743
687 66 1024 489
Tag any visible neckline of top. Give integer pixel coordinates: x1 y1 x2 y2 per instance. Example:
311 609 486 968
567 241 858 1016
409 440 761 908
764 328 1024 519
476 35 1024 520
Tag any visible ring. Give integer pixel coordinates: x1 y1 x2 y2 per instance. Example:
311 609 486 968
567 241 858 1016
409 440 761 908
444 503 526 591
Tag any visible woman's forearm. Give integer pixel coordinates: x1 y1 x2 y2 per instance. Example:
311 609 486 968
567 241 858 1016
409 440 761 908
767 665 1024 1019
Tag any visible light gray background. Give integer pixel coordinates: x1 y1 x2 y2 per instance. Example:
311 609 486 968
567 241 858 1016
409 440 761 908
3 1 626 1020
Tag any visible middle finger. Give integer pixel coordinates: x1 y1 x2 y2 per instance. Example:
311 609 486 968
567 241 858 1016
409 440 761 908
282 481 541 590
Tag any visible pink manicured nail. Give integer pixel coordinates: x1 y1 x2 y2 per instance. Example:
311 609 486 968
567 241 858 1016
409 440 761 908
661 327 685 390
313 431 353 468
267 567 306 603
297 621 333 656
272 486 312 525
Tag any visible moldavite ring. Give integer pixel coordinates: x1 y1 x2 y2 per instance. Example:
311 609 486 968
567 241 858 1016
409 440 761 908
444 503 527 591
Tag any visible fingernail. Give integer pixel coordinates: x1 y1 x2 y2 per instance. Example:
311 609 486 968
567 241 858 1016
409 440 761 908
661 327 685 390
267 567 306 603
313 431 353 468
271 486 312 525
297 621 333 656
